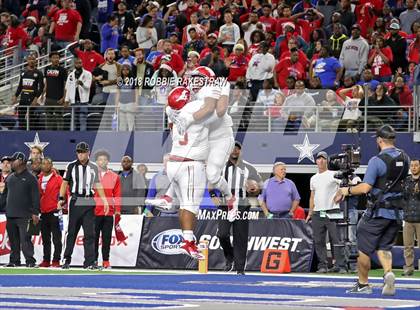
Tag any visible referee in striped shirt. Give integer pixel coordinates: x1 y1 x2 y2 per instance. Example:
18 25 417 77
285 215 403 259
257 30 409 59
217 141 262 275
58 142 110 269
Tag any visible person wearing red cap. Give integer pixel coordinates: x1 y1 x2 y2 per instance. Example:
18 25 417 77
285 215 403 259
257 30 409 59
94 150 121 269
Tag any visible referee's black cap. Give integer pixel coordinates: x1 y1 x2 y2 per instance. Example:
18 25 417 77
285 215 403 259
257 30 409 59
373 125 396 139
76 141 90 153
10 152 27 163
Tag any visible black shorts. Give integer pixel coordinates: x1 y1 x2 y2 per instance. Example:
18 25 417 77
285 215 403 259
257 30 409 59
357 215 400 256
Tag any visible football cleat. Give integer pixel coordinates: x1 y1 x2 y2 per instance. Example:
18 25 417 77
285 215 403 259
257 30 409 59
180 240 205 260
145 195 173 211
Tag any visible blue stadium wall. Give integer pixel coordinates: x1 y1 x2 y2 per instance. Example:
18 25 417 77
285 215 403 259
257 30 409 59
1 131 419 165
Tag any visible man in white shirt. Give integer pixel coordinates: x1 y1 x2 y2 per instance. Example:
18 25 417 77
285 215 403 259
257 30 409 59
246 41 275 101
306 151 346 273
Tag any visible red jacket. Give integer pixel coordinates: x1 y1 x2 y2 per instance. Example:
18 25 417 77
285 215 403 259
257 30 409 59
94 169 121 216
6 26 29 49
38 171 63 214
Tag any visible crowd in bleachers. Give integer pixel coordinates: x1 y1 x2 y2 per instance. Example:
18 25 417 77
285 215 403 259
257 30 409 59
0 0 419 132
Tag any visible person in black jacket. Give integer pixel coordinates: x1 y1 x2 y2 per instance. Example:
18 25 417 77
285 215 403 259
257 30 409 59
116 1 136 36
119 155 146 214
402 158 420 276
4 152 40 267
12 54 44 130
386 23 408 74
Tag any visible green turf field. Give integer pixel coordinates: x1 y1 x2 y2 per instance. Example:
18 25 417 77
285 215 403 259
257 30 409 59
0 267 419 278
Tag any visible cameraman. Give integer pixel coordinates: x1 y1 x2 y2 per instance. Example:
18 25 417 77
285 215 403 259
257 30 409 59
336 124 409 296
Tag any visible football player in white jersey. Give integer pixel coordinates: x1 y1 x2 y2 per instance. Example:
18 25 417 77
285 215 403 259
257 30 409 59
163 86 209 259
179 66 237 220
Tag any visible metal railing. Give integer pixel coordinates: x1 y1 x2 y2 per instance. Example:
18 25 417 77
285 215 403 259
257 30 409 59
0 104 416 133
0 41 76 107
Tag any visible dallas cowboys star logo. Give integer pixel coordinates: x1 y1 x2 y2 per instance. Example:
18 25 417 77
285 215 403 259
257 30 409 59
24 132 49 151
293 134 320 163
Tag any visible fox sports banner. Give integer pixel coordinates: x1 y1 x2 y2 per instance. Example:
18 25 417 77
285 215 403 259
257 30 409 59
137 215 314 272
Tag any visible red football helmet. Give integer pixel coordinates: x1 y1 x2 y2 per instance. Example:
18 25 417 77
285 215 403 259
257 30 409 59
167 86 191 110
191 66 216 79
189 66 215 93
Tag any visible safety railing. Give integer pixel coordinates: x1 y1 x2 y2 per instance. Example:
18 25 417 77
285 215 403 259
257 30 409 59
0 41 77 107
0 103 415 133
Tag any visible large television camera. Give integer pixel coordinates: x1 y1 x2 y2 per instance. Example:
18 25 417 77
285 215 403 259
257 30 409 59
328 144 361 186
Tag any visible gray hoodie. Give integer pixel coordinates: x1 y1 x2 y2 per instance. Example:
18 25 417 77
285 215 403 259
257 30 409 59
339 37 369 75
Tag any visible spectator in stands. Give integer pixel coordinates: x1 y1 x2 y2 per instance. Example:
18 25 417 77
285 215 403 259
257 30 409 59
388 75 414 109
182 12 205 44
275 22 308 58
71 39 105 73
408 27 420 64
225 43 249 83
259 4 276 33
38 157 63 268
307 151 346 273
151 62 178 105
118 45 135 68
116 64 137 131
368 36 394 82
133 48 154 100
256 78 284 111
49 0 82 49
144 154 173 216
5 14 29 53
325 12 349 37
96 0 114 34
400 0 420 34
282 80 316 131
168 33 183 56
274 4 294 36
386 22 408 73
242 10 265 46
274 48 306 89
182 27 205 61
248 29 265 57
357 68 380 91
146 1 166 40
12 54 44 131
100 15 119 53
363 83 398 128
153 40 184 74
311 46 343 88
200 46 228 77
97 48 121 104
259 162 301 219
199 2 216 30
181 51 200 76
246 41 275 101
218 10 240 53
136 15 158 54
116 1 136 36
25 16 38 39
119 155 147 214
94 150 121 269
339 24 369 79
317 90 344 131
65 57 92 131
339 0 356 32
329 23 349 59
74 0 92 40
338 84 364 132
29 158 42 177
43 51 67 130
